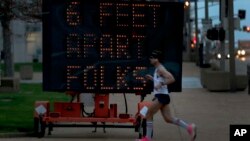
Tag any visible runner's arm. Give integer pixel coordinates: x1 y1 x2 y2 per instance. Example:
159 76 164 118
145 74 153 81
158 68 175 85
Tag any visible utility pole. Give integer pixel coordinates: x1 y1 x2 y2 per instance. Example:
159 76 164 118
220 0 226 71
228 0 236 92
194 0 200 65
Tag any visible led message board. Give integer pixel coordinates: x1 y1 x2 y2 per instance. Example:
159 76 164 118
43 0 184 93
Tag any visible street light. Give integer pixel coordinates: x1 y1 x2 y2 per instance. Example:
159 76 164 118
243 26 250 32
217 53 222 59
184 0 190 9
241 50 246 56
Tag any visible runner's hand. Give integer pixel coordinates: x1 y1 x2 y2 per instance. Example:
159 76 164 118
145 74 153 81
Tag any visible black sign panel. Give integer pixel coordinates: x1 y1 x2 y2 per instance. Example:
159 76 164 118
43 0 184 93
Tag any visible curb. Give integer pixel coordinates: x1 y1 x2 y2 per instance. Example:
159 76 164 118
0 132 33 138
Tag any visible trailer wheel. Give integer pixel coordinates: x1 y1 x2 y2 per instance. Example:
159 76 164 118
34 116 46 138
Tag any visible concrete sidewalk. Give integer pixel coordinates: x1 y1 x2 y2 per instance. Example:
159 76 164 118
1 88 249 141
50 88 249 141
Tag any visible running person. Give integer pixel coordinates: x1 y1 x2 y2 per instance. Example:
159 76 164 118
139 50 197 141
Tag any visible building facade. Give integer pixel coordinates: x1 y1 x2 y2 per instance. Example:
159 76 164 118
0 20 42 63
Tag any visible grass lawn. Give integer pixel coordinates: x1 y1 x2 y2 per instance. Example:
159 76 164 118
1 63 42 72
0 84 70 133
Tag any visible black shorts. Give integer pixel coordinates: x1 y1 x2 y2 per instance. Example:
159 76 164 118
154 94 170 105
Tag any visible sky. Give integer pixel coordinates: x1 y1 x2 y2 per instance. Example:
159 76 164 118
194 0 250 43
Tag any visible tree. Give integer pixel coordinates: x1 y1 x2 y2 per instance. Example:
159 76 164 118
0 0 42 77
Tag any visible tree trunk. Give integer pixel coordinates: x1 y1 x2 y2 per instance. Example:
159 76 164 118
1 20 14 77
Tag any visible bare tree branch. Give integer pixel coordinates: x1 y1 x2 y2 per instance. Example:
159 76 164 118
0 0 42 22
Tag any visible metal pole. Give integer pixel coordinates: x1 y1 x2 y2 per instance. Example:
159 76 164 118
220 0 226 71
204 0 211 65
194 0 200 65
248 64 250 94
205 0 209 19
186 5 192 61
228 0 236 92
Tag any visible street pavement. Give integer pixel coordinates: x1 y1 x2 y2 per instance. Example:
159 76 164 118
1 63 249 141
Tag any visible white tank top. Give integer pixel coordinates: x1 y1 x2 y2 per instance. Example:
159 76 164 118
153 65 169 95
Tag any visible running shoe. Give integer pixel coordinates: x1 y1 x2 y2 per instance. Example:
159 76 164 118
136 137 151 141
188 123 197 141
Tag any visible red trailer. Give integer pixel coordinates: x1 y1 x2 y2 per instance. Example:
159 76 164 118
34 92 151 138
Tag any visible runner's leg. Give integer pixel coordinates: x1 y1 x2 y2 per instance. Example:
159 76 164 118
144 98 162 140
160 104 189 129
160 104 197 141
